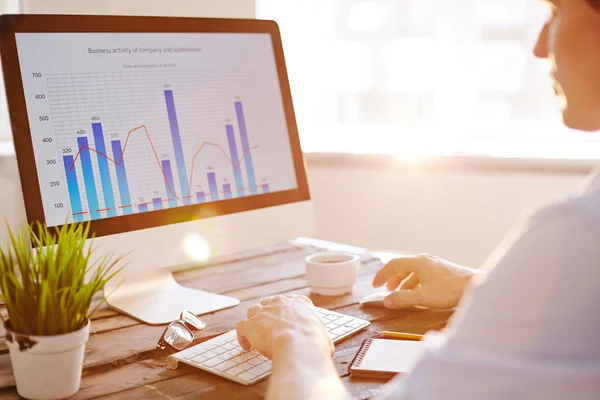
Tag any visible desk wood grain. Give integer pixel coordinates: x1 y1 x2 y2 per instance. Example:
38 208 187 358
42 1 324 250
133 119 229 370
0 241 452 399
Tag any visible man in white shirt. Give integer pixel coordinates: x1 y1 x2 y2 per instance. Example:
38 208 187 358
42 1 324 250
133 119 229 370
235 0 600 398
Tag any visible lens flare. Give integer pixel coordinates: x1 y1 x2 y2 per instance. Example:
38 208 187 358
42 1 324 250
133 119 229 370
183 233 211 262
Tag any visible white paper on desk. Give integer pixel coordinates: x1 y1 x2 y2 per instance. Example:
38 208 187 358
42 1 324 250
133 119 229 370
354 339 424 373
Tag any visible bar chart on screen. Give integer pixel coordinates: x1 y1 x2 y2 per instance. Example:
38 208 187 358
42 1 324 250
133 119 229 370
17 33 298 227
58 84 262 223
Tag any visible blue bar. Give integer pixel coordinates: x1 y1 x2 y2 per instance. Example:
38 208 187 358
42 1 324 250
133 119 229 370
262 183 270 193
225 124 245 197
235 101 257 195
92 123 116 218
207 172 219 202
153 197 163 211
138 203 148 213
77 137 100 220
63 156 84 222
196 192 206 204
111 140 132 215
161 160 178 208
223 183 232 199
164 90 189 204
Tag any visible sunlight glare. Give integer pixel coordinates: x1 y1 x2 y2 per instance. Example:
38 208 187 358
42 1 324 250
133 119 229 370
183 233 211 263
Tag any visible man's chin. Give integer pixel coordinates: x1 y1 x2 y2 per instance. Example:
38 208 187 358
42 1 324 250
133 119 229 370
562 108 600 132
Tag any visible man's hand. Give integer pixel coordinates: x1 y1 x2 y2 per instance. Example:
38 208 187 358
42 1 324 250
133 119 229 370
236 296 347 400
372 254 479 309
236 295 333 359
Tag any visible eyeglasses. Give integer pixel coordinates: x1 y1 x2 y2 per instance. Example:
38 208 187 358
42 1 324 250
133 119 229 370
157 310 206 351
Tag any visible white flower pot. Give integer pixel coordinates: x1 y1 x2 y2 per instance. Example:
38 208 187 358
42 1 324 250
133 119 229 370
5 320 90 400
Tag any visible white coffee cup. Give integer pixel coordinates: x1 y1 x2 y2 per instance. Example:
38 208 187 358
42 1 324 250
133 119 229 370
305 252 361 296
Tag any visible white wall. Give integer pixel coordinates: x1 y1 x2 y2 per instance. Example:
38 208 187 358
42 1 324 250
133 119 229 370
24 0 256 18
305 161 587 267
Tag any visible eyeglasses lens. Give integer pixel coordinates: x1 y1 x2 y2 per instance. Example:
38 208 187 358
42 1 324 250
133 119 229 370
181 310 206 331
163 322 194 350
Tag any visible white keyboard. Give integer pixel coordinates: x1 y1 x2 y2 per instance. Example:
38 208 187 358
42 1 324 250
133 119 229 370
168 307 370 385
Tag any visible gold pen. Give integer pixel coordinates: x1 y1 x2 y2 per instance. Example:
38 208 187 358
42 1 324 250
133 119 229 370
376 331 424 341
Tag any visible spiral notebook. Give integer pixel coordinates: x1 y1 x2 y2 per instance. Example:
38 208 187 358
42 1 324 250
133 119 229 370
348 338 424 379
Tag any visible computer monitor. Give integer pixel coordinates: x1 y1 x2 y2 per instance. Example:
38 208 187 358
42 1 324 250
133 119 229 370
0 15 315 324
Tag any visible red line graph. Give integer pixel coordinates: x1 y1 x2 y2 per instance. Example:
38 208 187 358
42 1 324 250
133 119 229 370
68 124 257 206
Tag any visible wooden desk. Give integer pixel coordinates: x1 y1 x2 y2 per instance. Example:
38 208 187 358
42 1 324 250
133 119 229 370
0 241 452 399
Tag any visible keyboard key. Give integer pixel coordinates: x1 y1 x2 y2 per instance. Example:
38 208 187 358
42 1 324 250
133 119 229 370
225 350 241 359
216 360 239 372
324 315 338 321
211 338 229 346
218 353 234 362
238 361 255 371
226 366 245 376
190 355 207 365
241 353 256 360
248 357 263 366
205 344 218 351
328 332 339 340
257 355 268 362
325 322 339 330
223 343 236 351
201 350 218 358
213 347 227 355
203 358 223 368
255 362 271 372
246 366 267 378
183 352 198 360
331 327 351 336
230 355 246 364
333 316 354 325
228 348 244 357
238 371 258 381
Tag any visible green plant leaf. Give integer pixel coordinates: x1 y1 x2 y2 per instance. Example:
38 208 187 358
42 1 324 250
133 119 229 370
0 221 125 335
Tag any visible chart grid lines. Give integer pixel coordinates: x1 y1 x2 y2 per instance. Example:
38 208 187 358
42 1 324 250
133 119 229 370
17 33 299 226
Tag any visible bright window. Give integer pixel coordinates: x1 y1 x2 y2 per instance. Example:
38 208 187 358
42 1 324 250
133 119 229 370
257 0 600 160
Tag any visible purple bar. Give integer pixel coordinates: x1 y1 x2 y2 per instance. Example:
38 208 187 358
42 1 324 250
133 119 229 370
164 90 189 203
138 203 149 213
226 124 245 197
262 183 270 193
196 192 206 204
207 172 219 201
111 140 132 215
161 160 178 208
223 183 232 199
235 101 257 195
152 197 163 210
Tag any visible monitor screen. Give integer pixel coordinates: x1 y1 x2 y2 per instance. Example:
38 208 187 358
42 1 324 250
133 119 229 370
14 32 298 227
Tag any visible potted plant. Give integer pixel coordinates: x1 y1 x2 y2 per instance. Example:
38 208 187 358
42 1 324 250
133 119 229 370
0 222 124 400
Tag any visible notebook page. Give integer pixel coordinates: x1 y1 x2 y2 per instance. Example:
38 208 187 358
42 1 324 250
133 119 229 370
354 339 424 373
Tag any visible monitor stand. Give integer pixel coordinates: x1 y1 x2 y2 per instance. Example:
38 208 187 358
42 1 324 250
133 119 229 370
103 268 240 325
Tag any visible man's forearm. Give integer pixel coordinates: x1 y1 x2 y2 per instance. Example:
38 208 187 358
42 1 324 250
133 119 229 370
267 337 348 400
